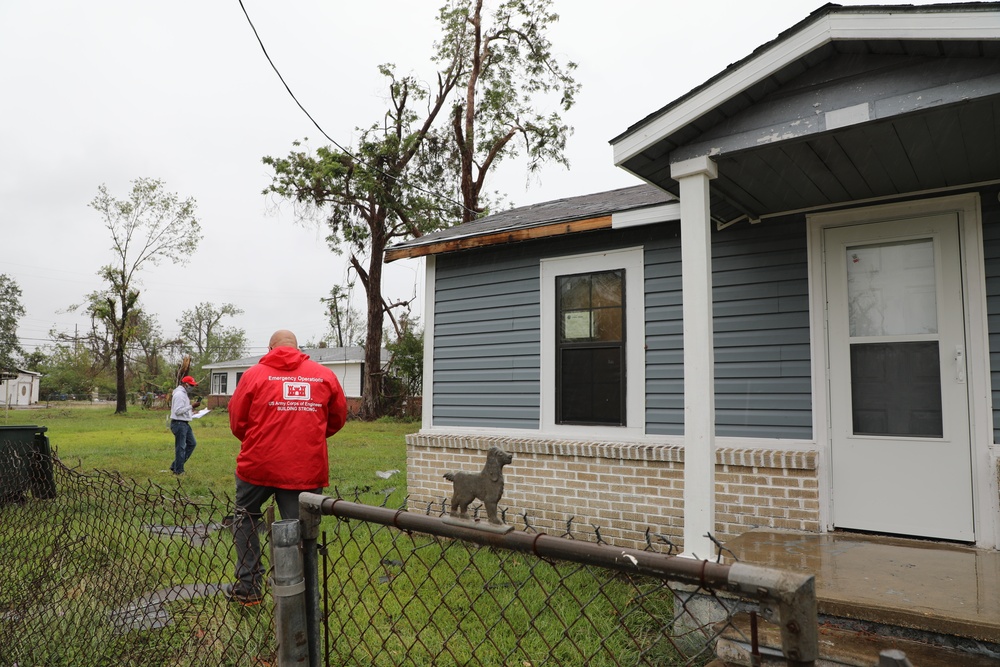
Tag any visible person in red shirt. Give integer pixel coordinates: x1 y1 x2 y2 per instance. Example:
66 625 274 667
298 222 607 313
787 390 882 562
225 329 347 605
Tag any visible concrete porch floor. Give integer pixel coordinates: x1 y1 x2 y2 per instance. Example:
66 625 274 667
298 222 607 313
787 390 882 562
725 529 1000 646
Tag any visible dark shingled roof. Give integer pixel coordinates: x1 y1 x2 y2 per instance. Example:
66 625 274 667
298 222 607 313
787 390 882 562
388 183 674 252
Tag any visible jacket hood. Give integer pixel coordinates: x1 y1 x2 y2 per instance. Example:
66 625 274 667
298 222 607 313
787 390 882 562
259 346 310 371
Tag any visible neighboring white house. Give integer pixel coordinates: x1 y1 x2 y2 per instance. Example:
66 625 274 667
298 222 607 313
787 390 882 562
202 346 388 414
0 369 41 407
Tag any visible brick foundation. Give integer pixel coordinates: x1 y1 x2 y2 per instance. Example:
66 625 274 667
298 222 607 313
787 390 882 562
407 433 819 552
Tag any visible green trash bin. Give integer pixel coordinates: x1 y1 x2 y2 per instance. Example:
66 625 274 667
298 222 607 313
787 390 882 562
0 425 56 503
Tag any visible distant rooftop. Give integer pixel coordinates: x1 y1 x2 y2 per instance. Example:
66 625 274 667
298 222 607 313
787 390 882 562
203 346 387 370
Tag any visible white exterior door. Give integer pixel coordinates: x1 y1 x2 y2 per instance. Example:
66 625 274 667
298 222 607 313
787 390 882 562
824 214 974 541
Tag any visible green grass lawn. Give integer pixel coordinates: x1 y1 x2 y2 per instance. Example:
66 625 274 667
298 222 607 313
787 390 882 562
2 404 693 666
0 402 415 499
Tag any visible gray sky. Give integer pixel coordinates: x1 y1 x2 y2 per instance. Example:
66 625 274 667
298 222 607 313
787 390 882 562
0 0 956 356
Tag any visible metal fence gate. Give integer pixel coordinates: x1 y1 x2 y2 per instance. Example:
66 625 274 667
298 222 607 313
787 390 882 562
294 493 820 667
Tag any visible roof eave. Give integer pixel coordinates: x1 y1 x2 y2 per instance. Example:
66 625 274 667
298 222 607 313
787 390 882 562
611 5 1000 172
385 200 682 262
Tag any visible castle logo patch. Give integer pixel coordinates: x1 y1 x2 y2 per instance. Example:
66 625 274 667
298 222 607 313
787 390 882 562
283 382 311 401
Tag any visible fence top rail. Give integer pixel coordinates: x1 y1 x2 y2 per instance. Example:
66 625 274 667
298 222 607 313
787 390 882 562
298 493 820 663
299 494 806 594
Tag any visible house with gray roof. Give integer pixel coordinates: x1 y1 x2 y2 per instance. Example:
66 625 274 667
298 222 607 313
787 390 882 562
202 346 388 414
390 2 1000 569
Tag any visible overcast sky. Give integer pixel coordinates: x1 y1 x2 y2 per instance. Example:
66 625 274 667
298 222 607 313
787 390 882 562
0 0 959 357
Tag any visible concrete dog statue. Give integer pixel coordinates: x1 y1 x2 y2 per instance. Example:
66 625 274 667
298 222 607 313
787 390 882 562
443 446 513 525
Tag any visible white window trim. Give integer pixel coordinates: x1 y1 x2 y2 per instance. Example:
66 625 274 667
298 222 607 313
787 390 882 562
212 372 228 396
539 247 645 438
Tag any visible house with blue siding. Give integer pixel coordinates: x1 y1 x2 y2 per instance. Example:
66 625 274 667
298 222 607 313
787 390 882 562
386 3 1000 562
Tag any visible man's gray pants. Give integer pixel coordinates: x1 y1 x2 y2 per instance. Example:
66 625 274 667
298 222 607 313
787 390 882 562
232 476 322 595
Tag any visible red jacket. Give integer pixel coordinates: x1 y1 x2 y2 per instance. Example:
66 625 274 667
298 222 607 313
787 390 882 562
229 346 347 489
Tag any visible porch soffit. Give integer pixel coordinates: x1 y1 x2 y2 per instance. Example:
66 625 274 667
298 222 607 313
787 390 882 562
613 4 1000 226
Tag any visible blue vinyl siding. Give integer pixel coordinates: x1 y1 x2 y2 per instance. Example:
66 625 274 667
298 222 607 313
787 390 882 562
432 232 652 429
433 250 542 429
712 218 812 438
644 233 685 433
644 216 812 438
980 189 1000 443
433 221 811 437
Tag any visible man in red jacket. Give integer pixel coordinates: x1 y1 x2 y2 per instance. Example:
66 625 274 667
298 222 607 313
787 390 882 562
225 329 347 605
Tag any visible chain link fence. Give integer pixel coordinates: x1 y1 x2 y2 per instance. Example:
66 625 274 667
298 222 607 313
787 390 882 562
3 429 818 666
0 433 276 666
303 494 819 667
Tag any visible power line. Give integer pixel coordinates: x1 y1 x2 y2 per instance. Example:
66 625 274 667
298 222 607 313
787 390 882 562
236 0 473 217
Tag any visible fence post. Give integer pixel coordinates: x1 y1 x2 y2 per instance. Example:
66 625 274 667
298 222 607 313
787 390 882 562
727 562 819 665
272 519 309 665
299 492 324 667
879 649 914 667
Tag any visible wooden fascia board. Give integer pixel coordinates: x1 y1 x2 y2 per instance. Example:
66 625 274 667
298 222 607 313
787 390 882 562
384 215 612 263
612 9 1000 168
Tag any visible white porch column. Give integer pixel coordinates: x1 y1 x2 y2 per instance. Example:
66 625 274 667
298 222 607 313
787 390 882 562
672 156 718 560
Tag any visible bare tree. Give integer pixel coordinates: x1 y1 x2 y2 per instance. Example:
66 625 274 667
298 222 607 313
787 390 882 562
322 285 364 348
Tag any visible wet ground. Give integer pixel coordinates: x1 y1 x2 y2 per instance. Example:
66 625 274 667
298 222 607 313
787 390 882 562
726 529 1000 645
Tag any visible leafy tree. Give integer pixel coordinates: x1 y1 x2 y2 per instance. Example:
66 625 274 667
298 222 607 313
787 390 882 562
35 343 112 399
130 311 179 395
264 0 576 418
63 299 116 378
386 315 423 399
19 348 47 372
85 178 201 413
0 274 26 369
177 302 248 372
75 291 157 399
439 0 579 222
263 75 448 418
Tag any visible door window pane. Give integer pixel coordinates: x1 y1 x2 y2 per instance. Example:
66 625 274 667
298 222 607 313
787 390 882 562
847 240 937 337
850 342 942 437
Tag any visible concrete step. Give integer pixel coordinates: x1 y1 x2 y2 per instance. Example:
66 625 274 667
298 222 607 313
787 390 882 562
715 612 1000 666
725 530 1000 646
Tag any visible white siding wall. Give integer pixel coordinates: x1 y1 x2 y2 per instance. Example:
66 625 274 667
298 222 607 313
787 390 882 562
336 365 360 398
212 362 363 398
1 374 38 406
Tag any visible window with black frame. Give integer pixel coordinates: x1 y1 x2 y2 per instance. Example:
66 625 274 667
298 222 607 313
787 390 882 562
555 269 625 425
